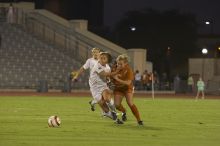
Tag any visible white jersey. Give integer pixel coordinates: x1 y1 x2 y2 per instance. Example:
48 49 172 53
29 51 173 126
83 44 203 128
83 58 98 72
89 62 111 102
89 62 111 87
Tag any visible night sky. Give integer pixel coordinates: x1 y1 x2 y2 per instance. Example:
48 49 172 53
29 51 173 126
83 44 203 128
104 0 220 34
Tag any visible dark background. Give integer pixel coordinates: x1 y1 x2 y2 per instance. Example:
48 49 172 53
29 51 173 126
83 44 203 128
1 0 220 34
1 0 220 80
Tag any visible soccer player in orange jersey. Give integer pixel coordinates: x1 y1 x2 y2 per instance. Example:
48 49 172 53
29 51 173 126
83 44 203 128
113 54 143 125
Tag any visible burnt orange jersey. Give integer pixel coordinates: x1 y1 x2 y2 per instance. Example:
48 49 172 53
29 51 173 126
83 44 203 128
113 64 134 93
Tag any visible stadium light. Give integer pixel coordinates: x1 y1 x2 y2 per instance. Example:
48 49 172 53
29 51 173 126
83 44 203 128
205 21 210 25
202 48 208 54
130 26 136 32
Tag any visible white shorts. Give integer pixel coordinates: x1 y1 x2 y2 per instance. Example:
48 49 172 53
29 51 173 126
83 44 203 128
90 84 109 103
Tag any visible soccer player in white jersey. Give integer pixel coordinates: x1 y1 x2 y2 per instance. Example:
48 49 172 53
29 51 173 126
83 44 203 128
73 47 100 80
89 52 123 124
73 48 112 118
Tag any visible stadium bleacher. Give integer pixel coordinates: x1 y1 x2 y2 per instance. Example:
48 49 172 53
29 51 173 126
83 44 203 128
0 22 88 90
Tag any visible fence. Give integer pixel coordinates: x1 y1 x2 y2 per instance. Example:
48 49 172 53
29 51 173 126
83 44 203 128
206 80 220 95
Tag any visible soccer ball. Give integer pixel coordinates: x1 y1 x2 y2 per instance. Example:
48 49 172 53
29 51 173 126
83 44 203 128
48 116 61 127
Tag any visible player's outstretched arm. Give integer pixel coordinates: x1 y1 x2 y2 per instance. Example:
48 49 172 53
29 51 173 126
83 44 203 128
72 67 85 81
98 70 119 78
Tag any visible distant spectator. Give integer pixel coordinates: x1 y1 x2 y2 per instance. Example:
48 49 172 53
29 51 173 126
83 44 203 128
153 71 159 83
134 70 142 90
187 75 194 93
7 3 15 24
153 71 159 90
161 72 168 90
174 74 180 93
148 72 153 89
142 70 149 90
195 77 205 100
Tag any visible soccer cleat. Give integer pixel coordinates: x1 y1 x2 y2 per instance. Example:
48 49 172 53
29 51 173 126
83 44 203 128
122 113 127 122
111 111 117 120
115 119 124 124
102 112 113 119
138 120 144 126
89 101 95 111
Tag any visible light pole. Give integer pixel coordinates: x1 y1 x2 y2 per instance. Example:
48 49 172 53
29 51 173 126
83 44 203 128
201 48 208 80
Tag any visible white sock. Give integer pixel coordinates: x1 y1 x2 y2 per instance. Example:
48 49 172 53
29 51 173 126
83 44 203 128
110 98 114 105
91 99 97 105
106 111 112 116
102 111 113 119
107 101 116 112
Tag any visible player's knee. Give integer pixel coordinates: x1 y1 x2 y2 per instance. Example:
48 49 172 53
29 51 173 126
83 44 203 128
103 90 111 101
127 101 134 107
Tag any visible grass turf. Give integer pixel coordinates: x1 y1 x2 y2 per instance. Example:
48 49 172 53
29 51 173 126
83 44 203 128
0 96 220 146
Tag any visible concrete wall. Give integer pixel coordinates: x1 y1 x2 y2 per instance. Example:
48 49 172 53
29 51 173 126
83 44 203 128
215 59 220 75
0 2 34 9
37 9 70 27
36 10 127 56
69 20 88 30
189 58 220 82
127 49 152 73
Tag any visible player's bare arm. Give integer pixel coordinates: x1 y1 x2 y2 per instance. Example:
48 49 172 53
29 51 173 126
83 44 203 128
73 67 85 80
113 74 132 86
98 69 120 78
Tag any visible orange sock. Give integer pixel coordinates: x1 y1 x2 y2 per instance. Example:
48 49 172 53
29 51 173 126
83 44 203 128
117 104 126 113
130 104 141 122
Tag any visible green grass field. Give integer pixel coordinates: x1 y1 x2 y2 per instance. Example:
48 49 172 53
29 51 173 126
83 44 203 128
0 96 220 146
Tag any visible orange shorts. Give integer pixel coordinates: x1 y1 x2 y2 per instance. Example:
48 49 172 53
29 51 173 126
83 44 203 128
113 88 134 96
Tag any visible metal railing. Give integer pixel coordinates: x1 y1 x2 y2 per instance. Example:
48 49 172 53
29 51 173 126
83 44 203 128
0 8 128 90
0 7 6 22
1 7 127 66
19 10 126 64
206 80 220 95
